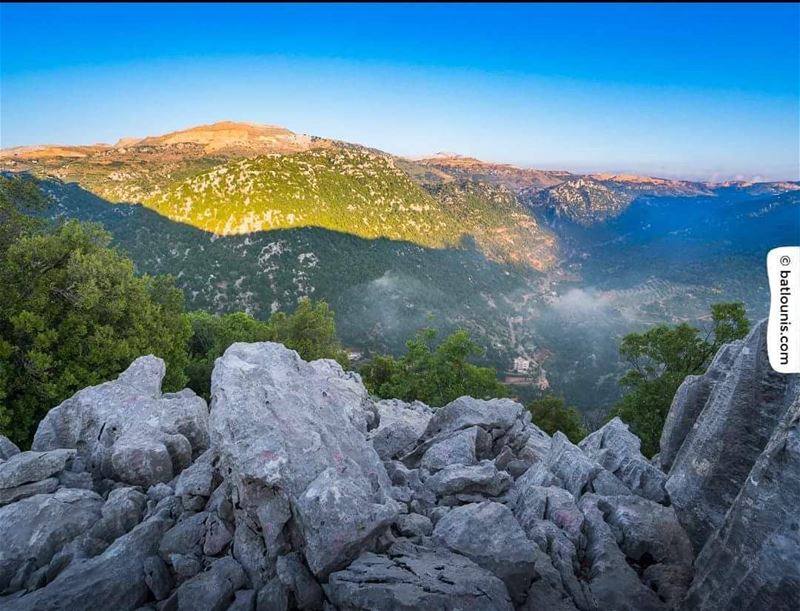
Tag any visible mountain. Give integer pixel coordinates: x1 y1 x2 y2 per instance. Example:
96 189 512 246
3 121 798 413
403 154 570 191
0 121 332 205
2 123 556 270
523 174 714 225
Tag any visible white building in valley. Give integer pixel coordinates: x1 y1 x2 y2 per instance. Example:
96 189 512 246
512 357 531 374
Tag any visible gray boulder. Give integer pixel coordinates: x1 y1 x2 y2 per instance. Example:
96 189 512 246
426 460 512 498
229 589 257 611
0 435 20 461
143 555 173 601
683 397 800 611
90 486 147 543
522 546 581 611
522 520 589 610
173 450 215 498
432 501 537 604
509 424 552 476
0 488 103 593
419 426 479 472
578 494 667 611
580 418 667 503
658 339 744 472
599 495 694 606
32 356 208 488
166 556 247 611
394 512 432 540
203 513 233 556
545 433 600 498
511 484 583 546
257 578 289 611
307 358 379 434
0 449 75 489
159 511 208 561
209 342 398 579
0 478 59 506
276 551 324 610
325 540 514 610
666 321 799 550
1 512 174 610
421 397 530 460
368 399 431 461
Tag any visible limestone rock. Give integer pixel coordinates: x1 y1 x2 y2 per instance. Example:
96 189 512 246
209 342 398 579
143 555 173 601
545 432 600 498
32 356 208 488
578 494 667 611
419 426 479 472
368 399 431 461
0 488 103 593
394 512 432 541
432 501 537 604
166 556 246 611
599 495 693 606
0 477 59 506
276 551 324 610
0 449 75 489
666 321 799 550
425 460 512 498
658 339 744 472
1 513 174 610
90 486 147 543
580 418 667 503
683 397 800 611
0 435 20 461
325 540 514 611
511 484 583 547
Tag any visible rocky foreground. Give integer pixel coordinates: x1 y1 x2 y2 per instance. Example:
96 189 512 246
0 320 797 610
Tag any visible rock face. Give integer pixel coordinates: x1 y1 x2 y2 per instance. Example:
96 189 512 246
32 356 209 488
665 321 799 551
682 397 800 610
209 342 398 580
0 332 796 610
324 540 514 611
658 319 800 610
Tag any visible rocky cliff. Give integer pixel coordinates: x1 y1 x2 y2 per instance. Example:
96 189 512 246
0 320 797 610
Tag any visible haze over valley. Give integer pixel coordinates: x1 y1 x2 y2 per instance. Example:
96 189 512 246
4 121 796 414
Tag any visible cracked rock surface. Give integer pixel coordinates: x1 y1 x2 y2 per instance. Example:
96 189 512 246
0 321 796 610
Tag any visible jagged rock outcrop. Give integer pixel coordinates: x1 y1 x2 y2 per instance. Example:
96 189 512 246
32 356 209 488
209 342 398 582
658 320 800 610
0 332 796 610
682 397 800 610
665 321 799 551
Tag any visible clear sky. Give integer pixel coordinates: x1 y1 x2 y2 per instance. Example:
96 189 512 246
1 3 798 181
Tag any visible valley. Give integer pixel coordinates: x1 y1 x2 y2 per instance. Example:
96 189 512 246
4 121 798 414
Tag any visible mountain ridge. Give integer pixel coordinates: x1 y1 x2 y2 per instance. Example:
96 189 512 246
4 121 796 190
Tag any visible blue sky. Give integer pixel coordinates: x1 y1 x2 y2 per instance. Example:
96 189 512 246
1 3 798 180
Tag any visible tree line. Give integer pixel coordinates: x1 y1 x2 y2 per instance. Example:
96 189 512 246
0 174 750 453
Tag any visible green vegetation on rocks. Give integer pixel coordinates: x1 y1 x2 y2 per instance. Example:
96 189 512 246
610 302 750 456
526 395 587 443
0 220 191 446
361 328 508 406
185 299 348 399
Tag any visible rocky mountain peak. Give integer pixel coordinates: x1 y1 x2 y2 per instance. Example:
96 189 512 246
131 121 303 152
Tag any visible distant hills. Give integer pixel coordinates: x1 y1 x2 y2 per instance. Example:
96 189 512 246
6 120 795 239
3 121 798 413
